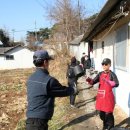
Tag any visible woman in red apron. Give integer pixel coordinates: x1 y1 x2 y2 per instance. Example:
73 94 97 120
86 58 119 130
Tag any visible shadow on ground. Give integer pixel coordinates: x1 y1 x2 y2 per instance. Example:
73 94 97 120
76 97 96 108
78 86 93 92
58 111 96 130
115 117 130 128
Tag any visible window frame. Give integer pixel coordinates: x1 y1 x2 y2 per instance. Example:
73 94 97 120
115 24 128 71
5 55 14 60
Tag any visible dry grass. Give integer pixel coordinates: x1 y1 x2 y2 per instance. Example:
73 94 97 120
0 58 128 130
0 55 72 130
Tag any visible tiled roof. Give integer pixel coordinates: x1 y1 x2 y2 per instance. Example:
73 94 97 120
69 35 84 45
0 47 14 55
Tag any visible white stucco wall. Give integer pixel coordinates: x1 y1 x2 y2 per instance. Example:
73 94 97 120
0 46 34 70
69 45 79 58
78 41 88 61
115 69 130 116
114 23 130 116
93 31 115 71
69 41 88 62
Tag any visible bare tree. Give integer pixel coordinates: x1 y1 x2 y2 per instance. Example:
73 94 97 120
34 0 98 58
45 0 87 42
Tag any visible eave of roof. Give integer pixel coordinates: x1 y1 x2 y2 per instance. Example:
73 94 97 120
0 45 24 55
82 0 122 42
0 47 14 55
69 35 84 45
5 45 22 53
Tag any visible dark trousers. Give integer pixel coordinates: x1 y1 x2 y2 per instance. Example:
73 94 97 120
26 118 48 130
100 111 114 130
70 94 76 105
68 81 77 105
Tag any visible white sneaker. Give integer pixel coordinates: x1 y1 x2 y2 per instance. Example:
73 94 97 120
70 105 77 108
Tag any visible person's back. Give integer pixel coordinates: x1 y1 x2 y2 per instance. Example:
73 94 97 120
66 57 78 108
80 52 85 66
67 57 78 84
27 68 54 119
26 50 77 130
84 57 91 69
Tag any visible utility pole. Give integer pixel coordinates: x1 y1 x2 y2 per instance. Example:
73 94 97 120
12 29 15 42
78 0 81 35
35 20 38 41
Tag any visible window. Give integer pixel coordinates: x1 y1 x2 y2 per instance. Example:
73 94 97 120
5 55 14 60
115 24 127 69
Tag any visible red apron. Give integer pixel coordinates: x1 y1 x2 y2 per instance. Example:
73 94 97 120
95 72 115 112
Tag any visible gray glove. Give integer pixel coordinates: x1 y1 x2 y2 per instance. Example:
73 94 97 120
72 83 78 95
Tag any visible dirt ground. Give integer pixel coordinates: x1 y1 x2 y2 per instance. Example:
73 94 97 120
0 68 33 130
58 73 130 130
0 67 130 130
0 90 26 130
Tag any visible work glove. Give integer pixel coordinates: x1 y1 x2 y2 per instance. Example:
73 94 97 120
72 86 78 95
107 80 116 87
102 78 116 87
73 82 79 95
86 77 93 85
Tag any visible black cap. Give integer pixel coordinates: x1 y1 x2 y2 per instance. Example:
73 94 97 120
33 50 53 61
102 58 111 65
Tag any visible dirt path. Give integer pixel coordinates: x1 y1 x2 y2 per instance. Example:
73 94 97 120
58 74 129 130
58 77 102 130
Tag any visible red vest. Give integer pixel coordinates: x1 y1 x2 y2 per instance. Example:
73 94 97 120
96 72 115 112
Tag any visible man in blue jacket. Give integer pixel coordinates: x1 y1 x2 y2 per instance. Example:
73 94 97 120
26 50 77 130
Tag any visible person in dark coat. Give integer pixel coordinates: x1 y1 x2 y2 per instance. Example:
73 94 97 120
66 56 79 108
80 52 86 66
84 55 91 75
86 58 119 130
26 50 77 130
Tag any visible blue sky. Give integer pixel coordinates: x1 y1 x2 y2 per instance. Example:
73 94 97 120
0 0 107 41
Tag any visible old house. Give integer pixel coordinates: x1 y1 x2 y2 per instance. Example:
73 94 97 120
82 0 130 116
0 45 34 70
69 35 88 61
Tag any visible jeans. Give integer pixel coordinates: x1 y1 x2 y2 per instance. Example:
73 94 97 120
26 118 48 130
